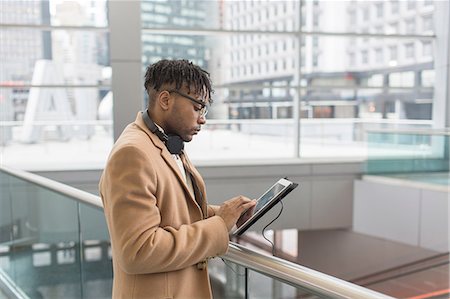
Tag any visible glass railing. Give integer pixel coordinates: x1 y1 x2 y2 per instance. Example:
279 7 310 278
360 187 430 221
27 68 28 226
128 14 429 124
0 166 112 299
0 166 394 299
366 128 450 175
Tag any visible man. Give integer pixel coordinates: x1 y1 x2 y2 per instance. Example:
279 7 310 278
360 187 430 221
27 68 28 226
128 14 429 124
99 59 255 299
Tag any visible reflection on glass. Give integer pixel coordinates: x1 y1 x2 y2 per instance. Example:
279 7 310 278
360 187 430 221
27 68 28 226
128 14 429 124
79 204 112 298
5 176 82 298
0 171 113 298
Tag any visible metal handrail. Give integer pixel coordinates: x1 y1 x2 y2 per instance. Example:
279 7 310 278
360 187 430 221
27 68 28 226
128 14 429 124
0 166 102 209
0 165 394 299
224 243 394 299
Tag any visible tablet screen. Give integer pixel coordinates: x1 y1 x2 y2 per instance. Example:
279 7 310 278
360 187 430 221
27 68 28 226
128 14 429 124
253 182 285 213
233 178 298 236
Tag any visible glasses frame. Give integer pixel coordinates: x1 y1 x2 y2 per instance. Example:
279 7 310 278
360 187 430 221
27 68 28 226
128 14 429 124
167 89 209 117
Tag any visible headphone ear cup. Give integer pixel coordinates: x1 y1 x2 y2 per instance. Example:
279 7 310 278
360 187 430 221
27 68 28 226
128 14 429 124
166 135 184 154
142 110 184 154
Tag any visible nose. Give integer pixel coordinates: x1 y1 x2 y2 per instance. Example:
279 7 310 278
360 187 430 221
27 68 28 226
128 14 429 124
197 114 206 124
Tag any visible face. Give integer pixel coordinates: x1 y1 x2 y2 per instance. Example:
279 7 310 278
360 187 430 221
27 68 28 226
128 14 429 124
165 89 208 142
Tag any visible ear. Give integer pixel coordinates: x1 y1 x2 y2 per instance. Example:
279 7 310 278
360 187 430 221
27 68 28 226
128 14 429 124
156 90 172 111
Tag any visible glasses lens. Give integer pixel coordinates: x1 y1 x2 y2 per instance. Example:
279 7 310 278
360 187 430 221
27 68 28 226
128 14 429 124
201 105 208 117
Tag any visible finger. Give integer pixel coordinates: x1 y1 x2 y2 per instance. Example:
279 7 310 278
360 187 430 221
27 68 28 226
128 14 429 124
227 196 251 207
236 196 252 204
241 201 256 211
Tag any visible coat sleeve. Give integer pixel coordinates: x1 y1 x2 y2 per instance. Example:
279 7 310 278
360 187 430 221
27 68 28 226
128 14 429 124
207 205 220 217
100 145 229 275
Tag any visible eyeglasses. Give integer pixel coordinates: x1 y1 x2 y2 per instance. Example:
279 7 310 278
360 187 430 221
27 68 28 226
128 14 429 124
167 89 209 118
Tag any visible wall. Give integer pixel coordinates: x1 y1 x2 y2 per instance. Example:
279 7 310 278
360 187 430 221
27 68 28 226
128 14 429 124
35 159 363 232
354 175 449 252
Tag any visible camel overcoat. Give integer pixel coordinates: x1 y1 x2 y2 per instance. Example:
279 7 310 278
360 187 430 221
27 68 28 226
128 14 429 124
99 112 229 299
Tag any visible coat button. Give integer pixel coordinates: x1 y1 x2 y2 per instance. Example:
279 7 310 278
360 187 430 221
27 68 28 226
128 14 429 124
197 260 207 270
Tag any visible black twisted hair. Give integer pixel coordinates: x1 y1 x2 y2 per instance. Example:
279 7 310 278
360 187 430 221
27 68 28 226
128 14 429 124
144 59 213 105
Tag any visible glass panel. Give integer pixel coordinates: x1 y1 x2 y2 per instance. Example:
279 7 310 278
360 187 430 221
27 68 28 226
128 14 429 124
248 269 322 299
1 0 111 169
366 132 449 174
8 175 82 298
141 29 435 160
186 118 296 161
79 204 112 298
298 89 433 158
0 172 14 281
319 0 435 34
1 86 113 169
0 1 108 27
140 0 436 35
296 33 434 158
141 33 298 160
208 258 247 298
141 0 300 31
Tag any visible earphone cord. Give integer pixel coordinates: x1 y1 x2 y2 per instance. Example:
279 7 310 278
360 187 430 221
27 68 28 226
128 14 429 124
262 200 284 256
220 200 284 274
220 258 247 276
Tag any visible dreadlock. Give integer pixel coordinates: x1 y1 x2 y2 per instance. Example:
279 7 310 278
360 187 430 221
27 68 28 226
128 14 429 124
144 59 213 105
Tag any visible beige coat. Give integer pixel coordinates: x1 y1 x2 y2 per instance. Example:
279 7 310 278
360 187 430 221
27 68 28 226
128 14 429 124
99 113 229 299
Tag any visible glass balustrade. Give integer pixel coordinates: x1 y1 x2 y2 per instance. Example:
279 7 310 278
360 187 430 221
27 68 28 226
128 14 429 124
0 168 394 298
366 129 450 175
0 169 112 298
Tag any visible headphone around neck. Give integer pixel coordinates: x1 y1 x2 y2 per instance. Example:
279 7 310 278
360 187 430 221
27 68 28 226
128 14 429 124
141 109 184 155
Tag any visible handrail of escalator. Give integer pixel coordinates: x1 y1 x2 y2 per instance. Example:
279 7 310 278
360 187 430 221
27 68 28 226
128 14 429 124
1 165 394 299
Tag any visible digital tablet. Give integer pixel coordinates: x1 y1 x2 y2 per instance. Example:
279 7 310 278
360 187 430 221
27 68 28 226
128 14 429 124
233 178 298 236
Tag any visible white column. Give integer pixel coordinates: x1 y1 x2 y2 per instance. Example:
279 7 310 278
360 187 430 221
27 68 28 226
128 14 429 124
432 1 450 128
109 1 143 140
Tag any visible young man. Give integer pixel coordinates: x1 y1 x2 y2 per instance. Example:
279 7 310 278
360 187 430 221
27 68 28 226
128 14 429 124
99 59 255 299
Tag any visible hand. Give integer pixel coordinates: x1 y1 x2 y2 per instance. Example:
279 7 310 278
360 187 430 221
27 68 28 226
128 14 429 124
215 196 256 231
236 204 256 228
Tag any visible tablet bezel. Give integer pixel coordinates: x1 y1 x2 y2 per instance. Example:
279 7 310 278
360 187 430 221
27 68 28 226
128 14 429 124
233 178 298 236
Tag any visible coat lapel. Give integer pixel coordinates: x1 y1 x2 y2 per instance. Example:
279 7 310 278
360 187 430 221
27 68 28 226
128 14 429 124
134 113 203 215
181 152 208 216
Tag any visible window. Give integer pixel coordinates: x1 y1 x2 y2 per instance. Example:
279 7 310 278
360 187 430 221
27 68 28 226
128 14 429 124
1 0 443 165
389 45 398 61
422 15 433 32
1 0 111 168
405 43 415 59
422 41 432 56
361 7 369 22
389 71 415 87
407 0 416 10
313 54 319 67
361 50 369 64
405 18 415 34
349 10 356 25
375 48 383 63
348 52 356 66
375 3 384 19
421 70 435 87
387 22 398 34
390 1 399 14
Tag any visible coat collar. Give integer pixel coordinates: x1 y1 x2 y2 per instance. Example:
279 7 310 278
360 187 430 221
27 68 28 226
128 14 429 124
134 112 204 216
